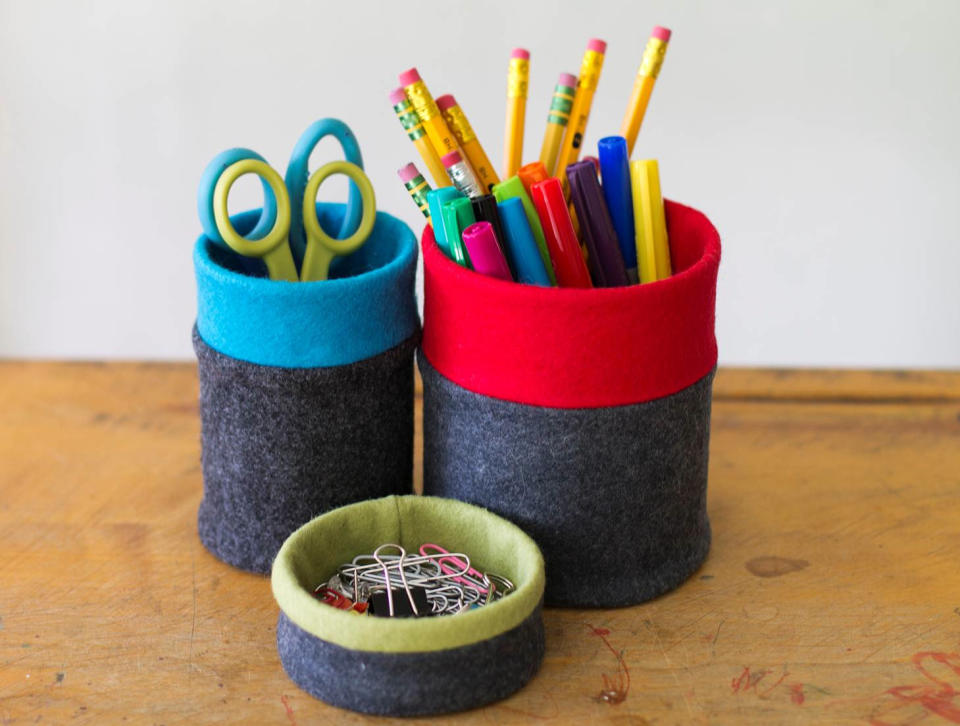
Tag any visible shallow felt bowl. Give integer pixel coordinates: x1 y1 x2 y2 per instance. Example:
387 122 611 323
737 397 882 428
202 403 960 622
271 495 546 717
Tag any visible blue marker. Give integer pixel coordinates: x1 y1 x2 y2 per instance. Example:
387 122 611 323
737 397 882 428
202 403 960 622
426 187 463 256
598 136 638 283
497 197 551 286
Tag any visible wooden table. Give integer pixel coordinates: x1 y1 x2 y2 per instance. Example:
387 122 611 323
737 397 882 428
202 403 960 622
2 363 959 725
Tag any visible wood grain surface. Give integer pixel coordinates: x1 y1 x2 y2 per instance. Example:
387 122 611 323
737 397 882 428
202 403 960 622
1 362 959 725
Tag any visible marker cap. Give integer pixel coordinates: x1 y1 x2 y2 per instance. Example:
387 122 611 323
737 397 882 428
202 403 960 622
462 222 513 281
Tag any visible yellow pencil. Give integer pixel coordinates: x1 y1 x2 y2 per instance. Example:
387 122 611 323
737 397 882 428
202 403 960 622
539 72 577 176
436 94 500 193
399 68 460 160
554 39 606 184
620 27 671 156
630 159 671 283
389 87 450 188
503 48 530 179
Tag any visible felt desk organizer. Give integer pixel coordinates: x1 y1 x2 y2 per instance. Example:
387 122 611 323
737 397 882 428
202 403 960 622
193 203 420 574
419 200 721 607
271 495 546 716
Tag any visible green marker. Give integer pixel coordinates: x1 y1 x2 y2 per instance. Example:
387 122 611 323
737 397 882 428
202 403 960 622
440 197 476 269
492 176 556 285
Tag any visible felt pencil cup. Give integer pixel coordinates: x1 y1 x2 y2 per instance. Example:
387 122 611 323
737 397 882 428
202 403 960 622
420 200 721 607
271 495 546 716
192 203 420 574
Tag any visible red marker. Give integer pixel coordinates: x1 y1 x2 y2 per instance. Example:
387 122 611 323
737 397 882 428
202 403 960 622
529 178 592 288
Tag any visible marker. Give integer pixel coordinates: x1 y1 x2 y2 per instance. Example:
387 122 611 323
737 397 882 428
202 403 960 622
426 187 463 255
470 194 513 276
503 48 530 178
462 222 513 281
389 87 450 188
442 150 484 198
492 176 556 285
630 159 672 282
554 39 607 185
567 160 628 287
597 136 637 281
517 160 549 197
398 163 433 223
436 94 500 193
440 197 476 268
497 197 551 286
620 27 671 156
530 178 592 288
539 73 577 176
399 68 460 160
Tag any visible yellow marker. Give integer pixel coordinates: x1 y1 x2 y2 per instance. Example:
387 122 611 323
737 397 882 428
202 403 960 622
539 72 577 176
630 159 671 283
436 93 500 193
554 39 607 185
502 48 530 179
390 87 450 188
620 27 671 156
399 68 459 161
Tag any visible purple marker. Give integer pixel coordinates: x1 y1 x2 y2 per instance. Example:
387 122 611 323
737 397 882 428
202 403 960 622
461 222 513 281
566 160 629 287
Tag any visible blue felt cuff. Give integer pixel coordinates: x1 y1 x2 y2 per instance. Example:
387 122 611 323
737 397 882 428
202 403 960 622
195 202 420 368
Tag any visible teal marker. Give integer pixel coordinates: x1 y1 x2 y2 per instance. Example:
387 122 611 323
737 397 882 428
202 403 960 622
427 187 463 256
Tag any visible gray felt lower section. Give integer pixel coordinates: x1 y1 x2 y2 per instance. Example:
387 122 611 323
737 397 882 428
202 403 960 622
276 603 545 716
194 328 418 574
420 353 714 607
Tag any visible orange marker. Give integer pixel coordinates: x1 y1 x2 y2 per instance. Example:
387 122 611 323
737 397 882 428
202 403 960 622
517 160 549 197
503 48 530 179
554 39 607 184
620 27 671 156
389 87 450 188
399 68 459 160
539 72 577 176
436 94 500 193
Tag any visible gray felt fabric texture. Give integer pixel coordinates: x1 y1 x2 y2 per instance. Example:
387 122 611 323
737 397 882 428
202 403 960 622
420 353 714 607
276 603 545 716
194 327 418 574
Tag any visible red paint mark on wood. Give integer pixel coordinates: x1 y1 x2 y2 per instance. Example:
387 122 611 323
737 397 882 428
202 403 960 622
585 623 630 705
789 682 805 705
280 694 296 726
732 666 771 694
869 651 960 725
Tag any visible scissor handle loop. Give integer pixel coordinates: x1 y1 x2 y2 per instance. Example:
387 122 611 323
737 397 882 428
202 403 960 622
197 147 277 245
212 159 297 282
285 119 365 267
300 161 376 282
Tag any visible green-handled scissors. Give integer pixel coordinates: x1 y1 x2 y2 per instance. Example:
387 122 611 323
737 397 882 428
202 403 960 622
212 158 375 281
198 119 376 282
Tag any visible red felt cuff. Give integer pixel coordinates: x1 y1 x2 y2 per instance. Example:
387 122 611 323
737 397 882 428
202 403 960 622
421 200 721 408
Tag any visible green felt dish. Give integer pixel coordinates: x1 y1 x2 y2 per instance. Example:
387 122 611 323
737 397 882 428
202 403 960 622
271 495 545 654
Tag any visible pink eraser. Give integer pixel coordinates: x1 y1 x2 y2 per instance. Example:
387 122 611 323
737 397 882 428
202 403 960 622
558 72 578 87
652 26 672 41
441 150 462 167
388 87 407 105
397 163 420 183
398 67 421 86
510 48 530 60
435 94 457 111
587 38 607 54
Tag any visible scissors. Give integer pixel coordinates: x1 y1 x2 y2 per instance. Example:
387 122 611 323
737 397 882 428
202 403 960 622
197 119 376 282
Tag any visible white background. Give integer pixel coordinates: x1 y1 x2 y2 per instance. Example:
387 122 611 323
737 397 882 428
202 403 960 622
1 0 958 366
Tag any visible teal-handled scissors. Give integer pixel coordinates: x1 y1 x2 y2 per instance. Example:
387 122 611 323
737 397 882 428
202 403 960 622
197 119 376 282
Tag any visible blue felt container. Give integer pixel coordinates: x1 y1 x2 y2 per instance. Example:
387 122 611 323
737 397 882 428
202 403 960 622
193 203 420 573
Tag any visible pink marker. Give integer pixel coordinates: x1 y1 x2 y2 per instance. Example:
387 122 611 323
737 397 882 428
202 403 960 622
461 222 513 282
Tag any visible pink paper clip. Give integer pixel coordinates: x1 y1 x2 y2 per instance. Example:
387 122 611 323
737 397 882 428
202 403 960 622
419 543 489 594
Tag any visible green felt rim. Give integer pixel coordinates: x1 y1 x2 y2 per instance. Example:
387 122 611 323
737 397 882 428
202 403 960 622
271 495 546 653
